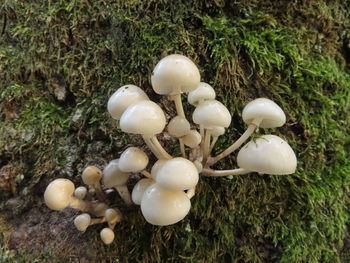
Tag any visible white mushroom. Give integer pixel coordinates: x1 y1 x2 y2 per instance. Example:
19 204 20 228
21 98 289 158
107 85 149 120
118 147 149 173
74 186 87 200
103 159 132 205
193 100 231 129
120 100 171 160
188 82 216 106
242 98 286 128
156 158 199 191
167 116 190 138
131 178 155 205
141 184 191 226
81 166 106 201
237 135 297 175
100 228 115 245
74 213 91 232
182 130 202 148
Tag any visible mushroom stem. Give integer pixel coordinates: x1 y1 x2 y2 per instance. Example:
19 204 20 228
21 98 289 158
207 120 261 166
141 170 152 178
93 182 107 201
69 198 107 217
201 168 250 177
90 217 108 226
186 187 195 199
107 210 123 230
142 135 163 159
115 185 133 206
209 136 218 153
150 136 172 160
203 129 211 162
173 94 185 118
179 138 186 158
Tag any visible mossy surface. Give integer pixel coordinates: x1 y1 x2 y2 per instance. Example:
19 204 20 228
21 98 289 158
0 0 349 262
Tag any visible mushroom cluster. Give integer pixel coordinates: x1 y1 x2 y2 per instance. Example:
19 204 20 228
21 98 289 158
44 54 297 244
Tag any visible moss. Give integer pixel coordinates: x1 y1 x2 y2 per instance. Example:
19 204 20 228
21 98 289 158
0 0 349 262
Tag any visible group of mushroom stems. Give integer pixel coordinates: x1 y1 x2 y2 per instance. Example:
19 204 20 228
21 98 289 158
44 54 297 244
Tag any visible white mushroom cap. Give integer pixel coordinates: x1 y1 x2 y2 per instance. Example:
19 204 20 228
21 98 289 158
141 184 191 226
107 85 149 120
102 159 129 187
74 213 91 232
151 160 167 179
120 100 166 135
156 158 199 191
118 147 149 173
81 166 102 185
193 100 231 129
105 208 121 222
242 98 286 128
237 135 297 175
44 179 75 210
74 186 87 200
188 82 216 106
100 228 115 245
131 178 155 205
151 54 200 95
210 126 225 137
182 130 202 148
167 116 190 138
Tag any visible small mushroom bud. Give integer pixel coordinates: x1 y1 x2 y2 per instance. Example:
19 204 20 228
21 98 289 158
74 186 87 200
100 228 115 245
131 178 155 205
182 130 202 148
119 147 149 173
167 116 190 138
82 166 106 201
193 100 231 129
188 82 216 106
74 213 91 232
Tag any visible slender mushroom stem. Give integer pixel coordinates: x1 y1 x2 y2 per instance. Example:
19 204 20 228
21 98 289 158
201 168 250 177
93 182 107 201
203 129 211 162
141 170 152 178
142 135 163 159
179 138 186 158
150 136 172 160
90 217 108 226
114 185 133 206
69 198 108 217
186 187 196 199
207 119 261 166
173 94 186 118
209 136 218 153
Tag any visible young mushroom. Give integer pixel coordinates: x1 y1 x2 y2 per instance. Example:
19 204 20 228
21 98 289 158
167 116 191 157
107 85 149 120
187 82 216 106
131 178 155 205
141 184 191 226
74 186 88 200
120 100 171 160
100 228 115 245
103 159 132 205
118 147 149 173
81 166 106 201
74 213 92 232
105 208 123 230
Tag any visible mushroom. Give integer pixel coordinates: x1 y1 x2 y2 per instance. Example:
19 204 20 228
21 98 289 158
81 166 106 201
74 213 91 232
155 158 199 191
74 186 87 200
118 147 149 173
141 184 191 226
100 228 115 245
107 85 149 120
105 208 123 230
187 82 216 106
102 159 132 205
182 130 202 148
167 116 191 157
237 135 297 175
131 178 155 205
120 100 171 160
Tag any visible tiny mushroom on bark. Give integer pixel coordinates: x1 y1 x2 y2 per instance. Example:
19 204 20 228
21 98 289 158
100 228 115 245
81 166 106 201
182 130 202 148
237 135 297 175
167 116 191 138
188 82 216 106
119 147 149 173
131 178 155 205
74 213 91 232
107 85 149 120
74 186 87 200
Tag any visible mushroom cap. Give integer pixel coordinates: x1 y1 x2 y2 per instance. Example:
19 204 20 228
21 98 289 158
141 184 191 226
242 98 286 128
237 135 297 175
105 208 121 222
103 159 129 187
118 147 149 173
107 85 149 120
156 158 199 191
100 228 115 245
74 186 87 200
44 178 75 210
151 54 200 95
131 178 155 205
120 100 166 135
182 130 202 148
210 126 225 137
74 213 91 232
193 100 231 128
167 116 191 138
188 82 216 106
151 160 167 179
81 166 102 185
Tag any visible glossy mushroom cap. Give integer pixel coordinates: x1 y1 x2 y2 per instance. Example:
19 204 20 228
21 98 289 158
44 178 75 210
74 186 87 200
100 228 115 245
210 126 225 137
74 213 91 232
105 208 121 222
167 116 190 138
131 178 155 205
102 159 129 187
107 85 149 120
156 158 199 191
81 166 102 185
182 130 202 148
242 98 286 128
119 147 149 173
151 54 200 95
237 135 297 175
120 100 166 135
141 184 191 226
193 100 231 129
188 82 216 106
151 160 167 179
